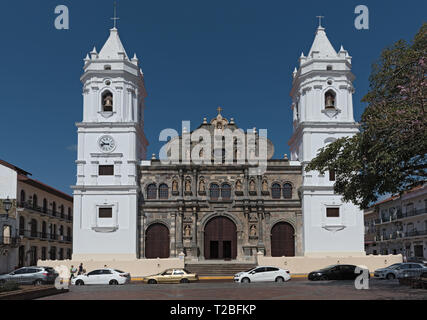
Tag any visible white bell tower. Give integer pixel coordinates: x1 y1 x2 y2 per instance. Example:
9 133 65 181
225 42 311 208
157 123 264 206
72 27 148 261
288 23 365 256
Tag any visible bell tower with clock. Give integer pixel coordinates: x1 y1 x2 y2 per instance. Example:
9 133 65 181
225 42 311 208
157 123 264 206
72 26 148 261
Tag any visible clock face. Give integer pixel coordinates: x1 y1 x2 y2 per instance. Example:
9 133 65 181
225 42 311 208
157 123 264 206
98 136 116 153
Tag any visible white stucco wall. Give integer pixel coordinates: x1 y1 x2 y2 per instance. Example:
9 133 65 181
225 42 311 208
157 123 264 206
0 164 17 199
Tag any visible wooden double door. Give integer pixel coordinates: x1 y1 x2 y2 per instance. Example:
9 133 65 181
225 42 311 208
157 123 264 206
271 222 295 257
204 217 237 260
145 224 170 259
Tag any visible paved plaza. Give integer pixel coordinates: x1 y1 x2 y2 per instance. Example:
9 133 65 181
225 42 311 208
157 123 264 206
39 279 427 300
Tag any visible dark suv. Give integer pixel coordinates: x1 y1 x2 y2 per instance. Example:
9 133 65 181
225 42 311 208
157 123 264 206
0 267 58 285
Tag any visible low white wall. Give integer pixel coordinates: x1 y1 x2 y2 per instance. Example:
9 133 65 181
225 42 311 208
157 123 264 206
38 258 185 278
257 254 403 274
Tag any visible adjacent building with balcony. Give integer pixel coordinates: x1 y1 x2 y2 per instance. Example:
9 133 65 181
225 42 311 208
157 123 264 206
364 183 427 259
0 159 73 272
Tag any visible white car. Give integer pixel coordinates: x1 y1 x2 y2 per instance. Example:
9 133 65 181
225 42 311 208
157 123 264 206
234 266 291 283
71 268 131 286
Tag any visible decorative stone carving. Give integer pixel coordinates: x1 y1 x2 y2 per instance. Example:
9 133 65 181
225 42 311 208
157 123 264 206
184 225 191 237
185 179 192 194
235 180 243 195
172 180 179 195
261 180 269 195
249 212 258 222
250 225 258 238
249 180 257 195
199 180 206 195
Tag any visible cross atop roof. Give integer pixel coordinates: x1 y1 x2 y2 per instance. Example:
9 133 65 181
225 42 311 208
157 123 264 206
316 15 324 28
111 1 120 29
217 106 223 115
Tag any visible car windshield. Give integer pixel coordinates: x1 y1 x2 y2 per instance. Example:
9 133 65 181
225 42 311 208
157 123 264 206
244 268 256 273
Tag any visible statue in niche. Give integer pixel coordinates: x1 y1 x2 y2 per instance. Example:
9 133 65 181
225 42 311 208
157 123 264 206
172 180 178 193
185 180 192 193
199 180 205 193
236 180 242 192
184 225 191 237
262 180 268 192
250 225 257 237
249 180 256 192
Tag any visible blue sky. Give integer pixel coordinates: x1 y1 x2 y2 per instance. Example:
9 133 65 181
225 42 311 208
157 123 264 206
0 0 425 195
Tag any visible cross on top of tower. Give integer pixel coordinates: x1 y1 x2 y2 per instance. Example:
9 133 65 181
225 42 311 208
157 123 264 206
316 15 324 28
217 106 223 115
111 1 120 29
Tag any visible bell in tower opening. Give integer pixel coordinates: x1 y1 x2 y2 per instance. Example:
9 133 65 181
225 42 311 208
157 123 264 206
102 91 113 112
325 90 336 109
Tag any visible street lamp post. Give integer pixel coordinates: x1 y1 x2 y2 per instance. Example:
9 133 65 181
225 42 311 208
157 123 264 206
1 197 12 220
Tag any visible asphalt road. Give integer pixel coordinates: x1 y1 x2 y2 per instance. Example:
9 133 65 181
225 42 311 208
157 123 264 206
39 278 427 300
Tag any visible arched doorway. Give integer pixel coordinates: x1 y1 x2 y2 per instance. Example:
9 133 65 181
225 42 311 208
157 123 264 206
271 222 295 257
204 216 237 260
145 223 170 259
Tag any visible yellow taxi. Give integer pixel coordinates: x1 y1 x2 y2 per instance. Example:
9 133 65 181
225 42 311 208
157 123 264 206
142 268 199 284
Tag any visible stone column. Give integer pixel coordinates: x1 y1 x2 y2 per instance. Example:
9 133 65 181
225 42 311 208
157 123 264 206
170 213 176 257
244 168 249 197
140 213 146 258
193 169 198 198
191 208 198 258
176 211 183 254
257 211 264 248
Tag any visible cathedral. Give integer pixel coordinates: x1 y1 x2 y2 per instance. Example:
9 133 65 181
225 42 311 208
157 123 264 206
71 23 365 263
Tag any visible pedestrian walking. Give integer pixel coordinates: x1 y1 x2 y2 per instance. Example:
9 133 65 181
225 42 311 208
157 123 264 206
78 263 84 275
70 265 77 280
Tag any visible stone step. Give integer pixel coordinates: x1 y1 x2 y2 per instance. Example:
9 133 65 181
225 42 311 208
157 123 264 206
185 263 257 276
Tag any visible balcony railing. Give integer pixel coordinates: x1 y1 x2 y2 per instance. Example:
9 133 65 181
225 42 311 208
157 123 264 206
375 208 427 225
18 229 72 243
375 229 427 242
17 202 73 222
0 237 21 246
405 229 427 238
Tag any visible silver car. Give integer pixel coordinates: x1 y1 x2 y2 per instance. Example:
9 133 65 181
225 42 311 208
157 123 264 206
374 263 403 280
0 267 58 286
396 263 427 279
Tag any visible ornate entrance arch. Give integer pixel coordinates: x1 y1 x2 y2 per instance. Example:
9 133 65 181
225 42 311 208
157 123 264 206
145 223 170 259
204 216 237 260
271 222 295 257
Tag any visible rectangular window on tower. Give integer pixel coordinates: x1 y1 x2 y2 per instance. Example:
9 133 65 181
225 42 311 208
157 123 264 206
327 208 340 218
99 165 114 176
329 170 336 181
99 208 113 219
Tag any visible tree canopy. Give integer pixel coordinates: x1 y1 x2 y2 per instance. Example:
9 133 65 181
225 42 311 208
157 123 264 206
306 23 427 209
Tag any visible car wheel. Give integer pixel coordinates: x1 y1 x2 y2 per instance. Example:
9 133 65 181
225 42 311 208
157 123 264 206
148 279 157 285
275 277 285 283
75 280 84 286
109 280 119 285
386 273 395 280
319 275 329 281
180 278 189 284
34 279 43 286
241 277 250 283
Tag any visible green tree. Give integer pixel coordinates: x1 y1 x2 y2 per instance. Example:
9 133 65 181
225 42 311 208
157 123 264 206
306 24 427 209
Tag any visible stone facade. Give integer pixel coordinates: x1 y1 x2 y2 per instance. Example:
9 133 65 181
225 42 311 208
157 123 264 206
139 114 302 261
